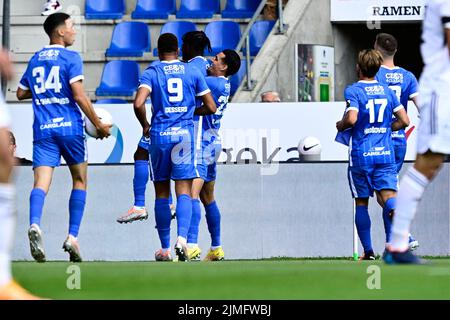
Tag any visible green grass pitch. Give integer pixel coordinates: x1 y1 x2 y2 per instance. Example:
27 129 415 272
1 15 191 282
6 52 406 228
12 259 450 299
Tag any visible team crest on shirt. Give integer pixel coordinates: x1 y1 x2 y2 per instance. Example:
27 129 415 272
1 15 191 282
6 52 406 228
38 49 60 61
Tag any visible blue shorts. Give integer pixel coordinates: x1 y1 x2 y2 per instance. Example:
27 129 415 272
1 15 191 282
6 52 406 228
148 140 199 182
394 143 407 173
196 143 221 182
348 163 398 198
137 135 150 150
33 135 87 168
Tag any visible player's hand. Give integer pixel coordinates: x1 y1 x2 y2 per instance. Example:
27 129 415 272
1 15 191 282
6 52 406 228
336 120 343 132
0 49 14 81
96 123 112 140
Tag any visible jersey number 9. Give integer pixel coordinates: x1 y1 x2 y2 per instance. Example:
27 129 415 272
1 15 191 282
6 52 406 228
168 78 183 102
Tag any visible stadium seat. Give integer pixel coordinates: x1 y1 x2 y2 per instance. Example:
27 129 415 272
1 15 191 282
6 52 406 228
85 0 125 20
96 61 140 96
95 99 128 104
222 0 263 19
230 59 248 96
106 22 150 57
205 21 241 56
131 0 176 19
153 21 197 56
244 20 276 56
176 0 220 19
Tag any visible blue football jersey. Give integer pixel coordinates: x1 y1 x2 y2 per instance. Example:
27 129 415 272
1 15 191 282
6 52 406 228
188 56 211 77
19 45 85 141
345 80 403 167
376 65 418 143
201 76 231 143
139 60 211 144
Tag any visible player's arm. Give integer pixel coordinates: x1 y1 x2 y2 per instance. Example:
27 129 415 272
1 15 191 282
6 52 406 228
392 106 410 131
71 81 111 139
16 87 32 100
195 92 217 115
336 109 357 132
133 86 151 137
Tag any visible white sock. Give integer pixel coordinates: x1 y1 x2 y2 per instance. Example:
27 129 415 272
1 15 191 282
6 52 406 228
187 243 197 248
391 167 429 251
133 206 146 211
177 236 187 244
211 246 221 250
0 184 15 286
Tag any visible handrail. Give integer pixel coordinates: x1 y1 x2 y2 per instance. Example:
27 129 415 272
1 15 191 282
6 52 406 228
234 0 287 92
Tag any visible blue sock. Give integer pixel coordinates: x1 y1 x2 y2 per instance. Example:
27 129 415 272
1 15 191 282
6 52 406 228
355 205 372 254
29 188 46 226
187 199 201 244
69 189 86 238
382 198 396 243
176 194 192 239
154 198 171 249
133 160 149 207
205 201 221 247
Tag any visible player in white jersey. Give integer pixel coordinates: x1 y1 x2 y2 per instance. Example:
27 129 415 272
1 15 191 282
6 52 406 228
0 50 39 299
384 0 450 264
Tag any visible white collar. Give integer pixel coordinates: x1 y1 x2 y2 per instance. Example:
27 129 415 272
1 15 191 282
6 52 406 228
381 65 400 70
160 59 180 63
44 44 65 49
358 80 378 84
188 56 207 63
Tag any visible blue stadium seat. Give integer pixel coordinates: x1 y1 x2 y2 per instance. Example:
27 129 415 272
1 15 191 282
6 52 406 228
230 59 247 96
85 0 125 20
176 0 220 19
96 61 140 96
222 0 262 18
131 0 176 19
244 20 275 56
95 99 128 104
106 22 150 57
205 21 241 56
153 21 197 56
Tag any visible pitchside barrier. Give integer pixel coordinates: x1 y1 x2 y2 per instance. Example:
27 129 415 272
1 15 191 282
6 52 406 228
11 103 448 261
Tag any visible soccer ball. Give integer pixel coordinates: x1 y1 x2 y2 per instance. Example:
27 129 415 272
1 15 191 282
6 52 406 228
298 136 322 161
85 108 113 138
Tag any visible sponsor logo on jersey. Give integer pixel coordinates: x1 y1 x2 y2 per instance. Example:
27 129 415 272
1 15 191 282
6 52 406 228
160 127 189 136
364 85 385 95
40 117 72 130
385 73 404 83
363 146 391 157
163 64 185 75
38 49 60 61
364 127 387 134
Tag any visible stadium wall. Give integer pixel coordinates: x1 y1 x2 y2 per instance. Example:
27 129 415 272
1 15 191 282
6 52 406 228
11 163 450 261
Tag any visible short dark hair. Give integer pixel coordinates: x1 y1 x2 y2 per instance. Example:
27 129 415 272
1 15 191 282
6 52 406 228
158 33 179 54
43 12 71 37
182 31 212 54
222 49 241 76
375 33 398 57
358 49 383 78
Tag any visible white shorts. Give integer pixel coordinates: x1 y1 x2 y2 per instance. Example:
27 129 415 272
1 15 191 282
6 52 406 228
417 84 450 155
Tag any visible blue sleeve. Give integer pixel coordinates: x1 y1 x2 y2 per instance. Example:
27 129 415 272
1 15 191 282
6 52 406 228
19 65 30 90
205 77 218 94
68 53 84 84
138 68 155 91
194 68 210 97
390 89 403 113
344 87 359 112
407 72 419 99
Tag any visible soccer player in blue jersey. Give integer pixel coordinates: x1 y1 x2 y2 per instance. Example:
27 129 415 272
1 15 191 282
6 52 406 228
134 33 216 262
182 31 212 76
336 49 410 260
16 13 111 263
374 33 420 250
186 50 241 261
